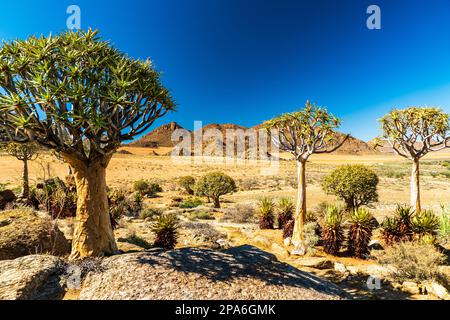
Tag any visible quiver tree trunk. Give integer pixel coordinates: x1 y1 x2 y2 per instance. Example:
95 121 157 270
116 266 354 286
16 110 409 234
22 159 29 198
292 159 307 247
213 197 220 208
410 158 421 213
64 155 118 259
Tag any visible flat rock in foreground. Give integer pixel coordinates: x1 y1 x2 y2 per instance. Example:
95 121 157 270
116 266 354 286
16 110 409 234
0 255 65 300
80 245 347 300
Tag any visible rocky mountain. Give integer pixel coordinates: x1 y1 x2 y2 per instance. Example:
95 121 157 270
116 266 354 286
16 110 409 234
128 122 184 148
128 122 376 155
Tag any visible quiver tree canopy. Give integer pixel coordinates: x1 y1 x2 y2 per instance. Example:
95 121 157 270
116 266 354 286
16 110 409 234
0 29 175 161
0 29 175 258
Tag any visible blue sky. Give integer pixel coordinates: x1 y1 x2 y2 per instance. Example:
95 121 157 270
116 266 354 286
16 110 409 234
1 0 450 141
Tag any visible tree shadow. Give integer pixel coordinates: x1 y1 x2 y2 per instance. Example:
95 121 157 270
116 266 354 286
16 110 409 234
137 245 347 298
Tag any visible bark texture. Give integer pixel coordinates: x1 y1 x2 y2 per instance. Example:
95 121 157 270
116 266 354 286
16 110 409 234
22 159 29 198
292 160 307 246
64 155 117 259
410 158 421 213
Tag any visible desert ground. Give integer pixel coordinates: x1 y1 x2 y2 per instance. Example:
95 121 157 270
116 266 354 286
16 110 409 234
1 147 449 300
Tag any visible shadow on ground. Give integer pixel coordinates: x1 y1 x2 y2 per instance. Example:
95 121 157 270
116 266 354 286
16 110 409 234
137 244 347 298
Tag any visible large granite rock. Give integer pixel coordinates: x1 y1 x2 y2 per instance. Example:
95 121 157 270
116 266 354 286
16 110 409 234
0 255 65 300
0 209 71 260
79 245 347 300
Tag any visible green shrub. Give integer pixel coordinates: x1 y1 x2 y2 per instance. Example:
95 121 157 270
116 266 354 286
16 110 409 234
347 208 374 259
321 205 344 255
151 214 179 250
118 233 152 250
179 197 203 209
140 207 163 220
322 165 379 212
258 197 275 229
304 222 320 255
374 242 447 284
133 179 162 197
178 176 195 195
194 171 236 208
438 205 450 242
188 210 215 220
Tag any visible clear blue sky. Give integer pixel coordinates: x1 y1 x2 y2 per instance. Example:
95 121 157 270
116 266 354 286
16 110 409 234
1 0 450 141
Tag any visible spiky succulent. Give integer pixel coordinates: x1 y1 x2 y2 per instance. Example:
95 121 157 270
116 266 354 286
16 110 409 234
151 213 179 250
283 219 294 239
258 197 275 229
277 197 294 229
381 217 401 245
347 208 374 258
321 205 344 255
395 205 414 241
411 210 439 241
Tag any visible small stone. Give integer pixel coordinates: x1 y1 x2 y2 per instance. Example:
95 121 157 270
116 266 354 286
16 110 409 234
401 281 421 295
334 262 348 273
424 281 449 300
291 246 306 256
283 237 291 246
253 235 271 248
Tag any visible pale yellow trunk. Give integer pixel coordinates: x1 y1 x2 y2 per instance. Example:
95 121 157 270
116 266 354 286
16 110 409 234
411 158 421 213
64 155 117 259
292 160 306 246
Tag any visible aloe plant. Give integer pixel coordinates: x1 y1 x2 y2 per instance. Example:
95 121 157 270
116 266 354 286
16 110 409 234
277 197 294 229
258 197 275 229
347 208 374 258
151 214 179 250
321 205 344 255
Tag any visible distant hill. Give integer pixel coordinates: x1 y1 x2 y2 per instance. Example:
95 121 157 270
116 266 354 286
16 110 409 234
128 122 185 148
128 122 376 155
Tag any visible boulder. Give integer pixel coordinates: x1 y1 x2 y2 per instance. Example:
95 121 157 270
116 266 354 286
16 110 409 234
0 255 65 300
0 190 16 210
79 245 347 300
401 281 421 295
334 262 348 273
423 281 449 300
296 257 334 270
0 209 71 260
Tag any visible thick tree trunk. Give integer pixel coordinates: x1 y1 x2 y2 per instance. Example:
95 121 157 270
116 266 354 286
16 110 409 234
292 160 306 247
64 155 117 259
411 158 421 213
213 197 220 208
22 159 29 199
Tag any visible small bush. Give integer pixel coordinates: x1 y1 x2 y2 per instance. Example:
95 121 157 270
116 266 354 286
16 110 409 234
118 233 152 250
194 171 236 208
179 197 203 209
322 165 379 212
304 222 320 255
182 222 227 244
438 205 450 243
374 242 447 284
151 214 179 250
178 176 195 195
258 197 275 229
133 179 162 197
321 205 344 255
277 198 294 229
221 204 255 223
188 210 215 220
140 207 163 220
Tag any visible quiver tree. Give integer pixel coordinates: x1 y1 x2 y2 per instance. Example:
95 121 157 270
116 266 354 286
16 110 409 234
0 30 175 258
378 107 450 212
0 142 38 198
264 101 348 250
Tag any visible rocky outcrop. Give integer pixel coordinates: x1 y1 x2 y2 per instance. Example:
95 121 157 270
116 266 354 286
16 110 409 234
79 245 346 300
0 209 71 260
0 255 65 300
